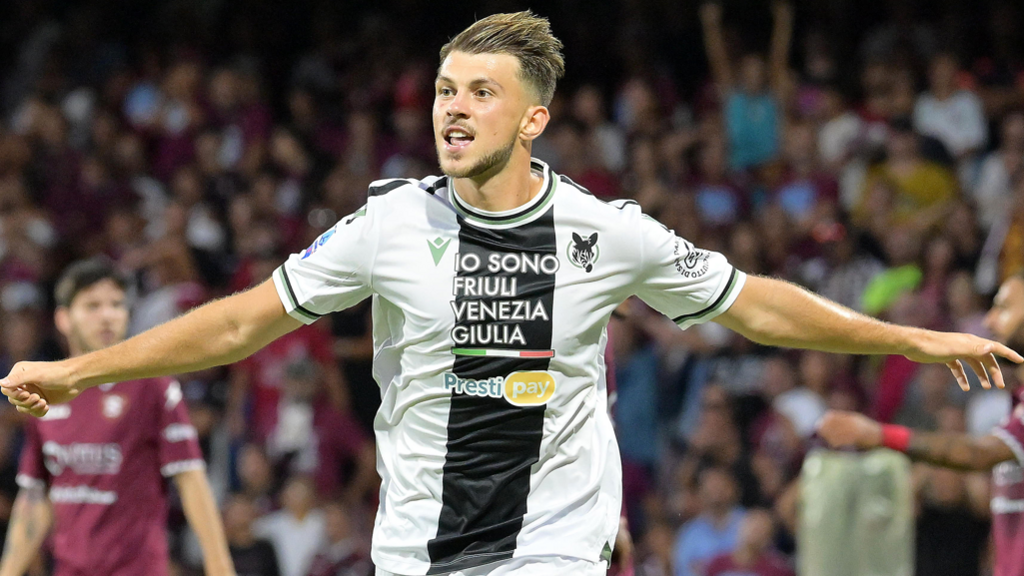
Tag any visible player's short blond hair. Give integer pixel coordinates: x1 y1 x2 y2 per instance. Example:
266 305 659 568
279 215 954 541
440 11 565 106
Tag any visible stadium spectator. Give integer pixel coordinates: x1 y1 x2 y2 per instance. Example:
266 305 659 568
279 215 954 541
225 493 282 576
703 509 794 576
255 475 326 576
856 118 957 234
305 501 371 576
673 466 747 576
699 1 793 171
971 109 1024 230
913 53 988 161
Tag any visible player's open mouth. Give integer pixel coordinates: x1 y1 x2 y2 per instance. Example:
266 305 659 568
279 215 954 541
443 126 475 151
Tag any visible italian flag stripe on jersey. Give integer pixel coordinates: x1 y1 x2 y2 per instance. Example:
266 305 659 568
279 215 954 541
450 348 555 358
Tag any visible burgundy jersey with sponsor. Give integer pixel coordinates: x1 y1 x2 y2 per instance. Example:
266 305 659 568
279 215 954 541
16 378 204 576
991 389 1024 576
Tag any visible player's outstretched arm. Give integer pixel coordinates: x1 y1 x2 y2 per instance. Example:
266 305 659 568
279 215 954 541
175 469 236 576
699 2 733 92
818 410 1015 472
0 485 52 576
768 1 794 97
2 279 303 417
714 275 1023 390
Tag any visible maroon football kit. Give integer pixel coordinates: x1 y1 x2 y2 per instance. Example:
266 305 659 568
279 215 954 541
16 377 204 576
990 389 1024 576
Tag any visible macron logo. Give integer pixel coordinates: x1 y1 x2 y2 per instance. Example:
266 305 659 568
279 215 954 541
428 237 452 266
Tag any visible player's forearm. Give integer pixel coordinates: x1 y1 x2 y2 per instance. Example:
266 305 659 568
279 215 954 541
0 487 52 576
905 433 1013 472
175 469 236 576
67 281 298 389
715 276 922 356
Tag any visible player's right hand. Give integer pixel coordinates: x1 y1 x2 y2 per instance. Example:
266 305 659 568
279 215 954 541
0 361 81 417
817 410 883 450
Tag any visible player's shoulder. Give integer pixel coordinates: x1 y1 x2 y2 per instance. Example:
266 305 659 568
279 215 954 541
555 173 644 220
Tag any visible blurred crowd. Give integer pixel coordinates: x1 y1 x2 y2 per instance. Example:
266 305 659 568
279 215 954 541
1 0 1023 575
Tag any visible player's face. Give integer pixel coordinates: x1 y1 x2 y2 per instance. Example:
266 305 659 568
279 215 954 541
433 51 534 179
985 277 1024 348
59 279 129 354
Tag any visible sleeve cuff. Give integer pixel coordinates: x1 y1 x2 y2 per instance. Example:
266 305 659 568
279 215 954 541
673 268 747 329
15 474 45 490
273 266 322 325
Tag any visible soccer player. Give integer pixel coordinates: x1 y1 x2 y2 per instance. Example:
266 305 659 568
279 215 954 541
818 274 1024 576
0 259 234 576
1 11 1019 576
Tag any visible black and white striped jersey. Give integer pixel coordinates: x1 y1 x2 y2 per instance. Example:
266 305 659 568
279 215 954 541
272 158 746 575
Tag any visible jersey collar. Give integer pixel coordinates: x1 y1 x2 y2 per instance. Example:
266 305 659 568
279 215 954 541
448 158 557 229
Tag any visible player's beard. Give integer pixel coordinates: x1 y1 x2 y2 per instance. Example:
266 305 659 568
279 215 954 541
440 135 516 179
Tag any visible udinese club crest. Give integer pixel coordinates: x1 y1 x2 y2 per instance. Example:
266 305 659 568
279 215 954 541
567 232 600 273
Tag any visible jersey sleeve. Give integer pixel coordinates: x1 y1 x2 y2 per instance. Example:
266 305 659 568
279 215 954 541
16 420 48 489
273 201 377 324
155 379 206 477
993 403 1024 466
632 212 746 329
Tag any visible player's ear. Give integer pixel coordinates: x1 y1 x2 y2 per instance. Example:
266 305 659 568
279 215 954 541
519 105 550 142
54 307 71 337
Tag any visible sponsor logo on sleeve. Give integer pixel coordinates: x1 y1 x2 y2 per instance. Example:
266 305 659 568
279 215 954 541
301 227 337 259
673 239 710 278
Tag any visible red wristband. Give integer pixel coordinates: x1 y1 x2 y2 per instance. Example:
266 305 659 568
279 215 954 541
880 424 912 452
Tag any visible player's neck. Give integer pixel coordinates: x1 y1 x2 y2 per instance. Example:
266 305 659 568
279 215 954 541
452 149 543 213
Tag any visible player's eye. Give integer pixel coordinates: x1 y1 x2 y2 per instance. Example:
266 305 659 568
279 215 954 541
438 87 454 97
475 89 491 98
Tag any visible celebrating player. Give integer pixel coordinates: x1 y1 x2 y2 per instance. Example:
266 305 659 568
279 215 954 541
0 259 234 576
1 11 1019 576
818 274 1024 576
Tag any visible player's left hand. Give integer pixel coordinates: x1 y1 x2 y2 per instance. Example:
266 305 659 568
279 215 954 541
0 360 81 417
903 330 1023 391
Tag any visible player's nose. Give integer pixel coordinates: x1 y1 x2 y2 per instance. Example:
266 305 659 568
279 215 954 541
446 93 470 119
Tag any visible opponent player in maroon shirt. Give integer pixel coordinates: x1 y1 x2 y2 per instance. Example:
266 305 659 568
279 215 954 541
819 275 1024 576
0 259 235 576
